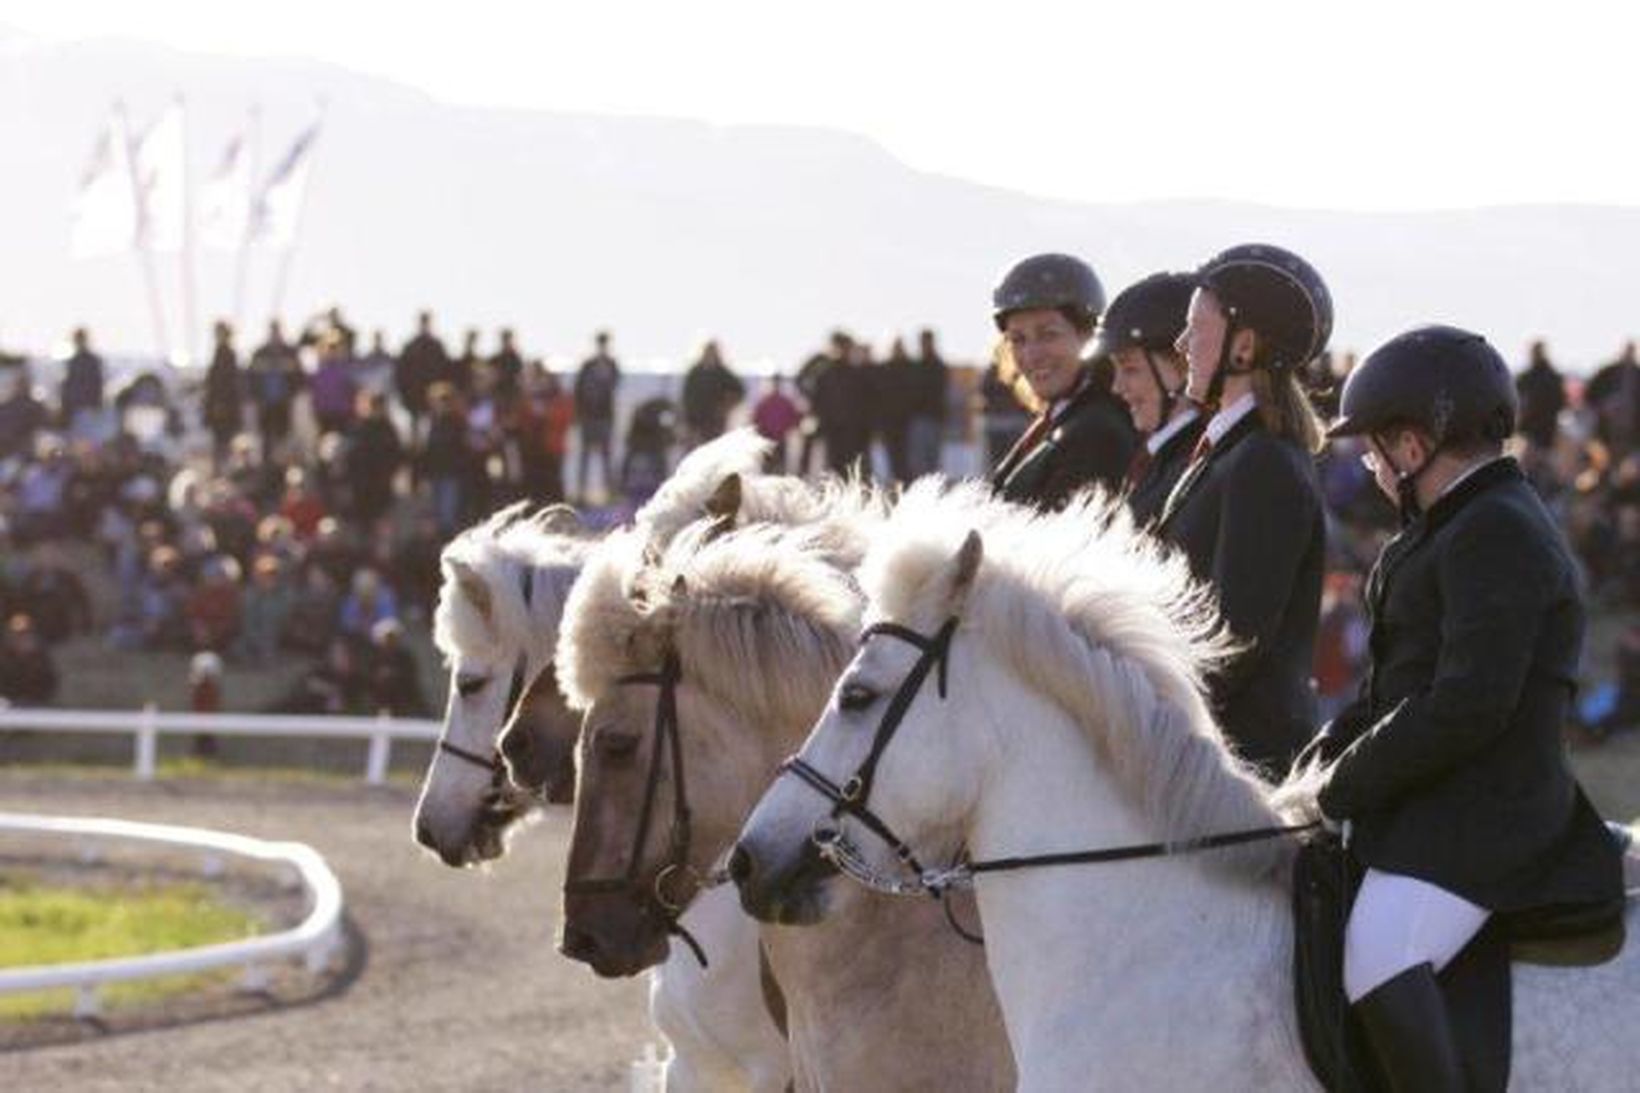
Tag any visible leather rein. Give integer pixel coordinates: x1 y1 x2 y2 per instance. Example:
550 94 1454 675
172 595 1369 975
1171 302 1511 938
780 617 1316 941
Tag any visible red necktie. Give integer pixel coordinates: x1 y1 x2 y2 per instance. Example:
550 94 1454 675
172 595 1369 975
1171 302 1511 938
1125 446 1153 488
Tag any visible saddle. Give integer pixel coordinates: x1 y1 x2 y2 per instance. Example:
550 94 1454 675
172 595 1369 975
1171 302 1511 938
1291 833 1627 1093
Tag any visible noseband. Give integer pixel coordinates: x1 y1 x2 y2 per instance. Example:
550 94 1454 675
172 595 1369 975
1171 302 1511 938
562 651 710 967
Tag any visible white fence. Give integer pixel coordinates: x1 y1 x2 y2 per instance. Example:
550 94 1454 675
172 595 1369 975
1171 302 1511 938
0 812 344 1018
0 706 443 784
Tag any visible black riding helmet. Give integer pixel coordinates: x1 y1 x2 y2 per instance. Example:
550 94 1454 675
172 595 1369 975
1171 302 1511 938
992 253 1106 332
1194 244 1333 371
1092 272 1194 424
1329 324 1517 444
1332 324 1515 525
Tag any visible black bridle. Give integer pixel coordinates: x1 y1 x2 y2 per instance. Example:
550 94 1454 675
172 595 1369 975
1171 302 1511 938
780 616 1316 940
436 567 536 777
562 651 709 967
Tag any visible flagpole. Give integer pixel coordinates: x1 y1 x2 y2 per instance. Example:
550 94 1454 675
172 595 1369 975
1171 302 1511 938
178 94 199 366
119 102 172 362
232 104 260 333
267 100 326 325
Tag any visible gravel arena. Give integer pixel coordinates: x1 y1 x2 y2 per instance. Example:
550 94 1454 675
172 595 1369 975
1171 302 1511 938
0 769 654 1092
5 730 1640 1091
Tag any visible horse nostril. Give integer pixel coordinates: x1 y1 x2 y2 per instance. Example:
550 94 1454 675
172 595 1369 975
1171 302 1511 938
560 924 600 962
728 843 754 885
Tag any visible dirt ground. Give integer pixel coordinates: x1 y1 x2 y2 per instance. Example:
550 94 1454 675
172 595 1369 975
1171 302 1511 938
0 772 654 1092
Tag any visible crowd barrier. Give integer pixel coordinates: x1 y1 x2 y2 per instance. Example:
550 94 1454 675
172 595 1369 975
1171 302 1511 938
0 812 344 1018
0 706 442 784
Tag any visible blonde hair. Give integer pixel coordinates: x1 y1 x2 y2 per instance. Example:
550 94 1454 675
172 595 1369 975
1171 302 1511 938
991 337 1045 415
1252 367 1327 455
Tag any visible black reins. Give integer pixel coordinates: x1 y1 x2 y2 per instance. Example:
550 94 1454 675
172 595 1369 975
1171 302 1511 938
436 566 536 776
779 617 1316 942
562 651 709 968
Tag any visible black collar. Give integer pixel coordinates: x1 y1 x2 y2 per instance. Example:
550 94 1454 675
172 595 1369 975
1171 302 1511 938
1418 457 1521 536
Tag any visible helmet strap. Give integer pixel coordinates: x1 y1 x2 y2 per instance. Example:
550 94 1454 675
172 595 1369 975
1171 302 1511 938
1142 350 1177 424
1372 433 1445 527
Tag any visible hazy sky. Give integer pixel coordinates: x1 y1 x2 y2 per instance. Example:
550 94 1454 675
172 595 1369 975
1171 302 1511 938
3 0 1634 210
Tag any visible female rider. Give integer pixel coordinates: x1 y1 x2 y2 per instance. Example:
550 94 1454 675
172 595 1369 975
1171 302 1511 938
988 253 1136 510
1155 244 1330 779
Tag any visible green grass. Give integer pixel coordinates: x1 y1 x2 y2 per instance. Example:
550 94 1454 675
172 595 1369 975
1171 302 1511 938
0 871 261 1019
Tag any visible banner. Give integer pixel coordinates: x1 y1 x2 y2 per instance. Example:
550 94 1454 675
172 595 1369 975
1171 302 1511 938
201 130 252 251
132 100 186 253
70 107 139 259
250 121 320 251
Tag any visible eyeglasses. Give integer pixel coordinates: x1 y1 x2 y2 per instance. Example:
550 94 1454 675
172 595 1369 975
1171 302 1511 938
1359 449 1382 473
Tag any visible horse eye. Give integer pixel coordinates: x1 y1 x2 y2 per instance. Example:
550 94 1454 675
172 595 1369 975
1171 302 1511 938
597 733 639 761
456 675 489 698
838 683 878 712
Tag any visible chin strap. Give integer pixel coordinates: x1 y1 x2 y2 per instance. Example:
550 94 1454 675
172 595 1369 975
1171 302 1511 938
1371 435 1445 527
1143 350 1184 424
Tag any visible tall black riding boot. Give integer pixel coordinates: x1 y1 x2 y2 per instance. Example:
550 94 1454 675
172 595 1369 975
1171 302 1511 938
1354 963 1464 1093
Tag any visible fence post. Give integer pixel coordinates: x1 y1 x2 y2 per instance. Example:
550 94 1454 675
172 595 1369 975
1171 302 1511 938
134 703 158 781
365 711 391 786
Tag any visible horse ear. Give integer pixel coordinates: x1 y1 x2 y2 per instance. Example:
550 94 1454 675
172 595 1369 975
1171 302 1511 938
945 530 984 614
450 560 495 624
703 473 742 523
530 504 583 537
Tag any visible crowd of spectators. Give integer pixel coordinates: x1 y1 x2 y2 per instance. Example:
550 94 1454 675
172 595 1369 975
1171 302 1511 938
0 314 1633 740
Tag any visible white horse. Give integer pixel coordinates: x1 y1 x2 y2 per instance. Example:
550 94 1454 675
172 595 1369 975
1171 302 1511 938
412 433 793 1092
555 498 1014 1091
734 481 1640 1091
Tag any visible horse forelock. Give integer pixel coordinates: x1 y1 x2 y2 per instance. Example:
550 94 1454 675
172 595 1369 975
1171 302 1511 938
433 509 594 667
633 428 772 545
661 522 864 730
861 481 1288 877
556 529 654 711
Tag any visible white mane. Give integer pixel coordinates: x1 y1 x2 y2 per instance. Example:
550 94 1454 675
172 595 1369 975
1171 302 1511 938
633 429 774 545
859 479 1287 876
433 502 595 667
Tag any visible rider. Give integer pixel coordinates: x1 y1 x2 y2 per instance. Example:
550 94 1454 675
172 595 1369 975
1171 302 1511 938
1157 244 1329 778
1096 272 1203 525
1307 324 1624 1092
988 253 1136 509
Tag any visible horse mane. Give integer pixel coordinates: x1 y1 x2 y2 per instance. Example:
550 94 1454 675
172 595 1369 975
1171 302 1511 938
433 501 595 667
861 479 1288 878
558 499 877 723
633 429 773 545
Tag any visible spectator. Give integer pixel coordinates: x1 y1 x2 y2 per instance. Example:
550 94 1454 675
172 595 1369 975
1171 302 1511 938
621 396 676 508
393 514 444 621
680 339 746 447
59 326 105 440
356 330 396 397
795 330 849 475
0 613 57 705
907 328 949 478
573 330 621 501
0 360 48 461
452 329 482 397
185 555 243 653
365 618 428 717
814 339 874 475
419 382 470 536
309 332 359 436
397 310 448 445
278 467 327 541
874 336 917 482
490 328 525 404
1587 340 1640 460
1516 338 1566 450
107 544 189 652
188 650 223 758
249 321 302 463
273 636 367 715
517 363 575 502
284 565 340 656
338 567 399 642
751 374 802 473
202 321 245 469
234 555 291 665
347 390 404 526
14 542 93 643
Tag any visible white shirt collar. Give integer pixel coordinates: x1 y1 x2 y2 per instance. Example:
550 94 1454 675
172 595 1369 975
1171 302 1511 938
1146 406 1200 455
1205 392 1257 446
1437 455 1510 500
1047 374 1090 423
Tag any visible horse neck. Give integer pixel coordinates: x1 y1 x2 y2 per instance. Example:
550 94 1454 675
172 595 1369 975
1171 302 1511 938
962 654 1295 1083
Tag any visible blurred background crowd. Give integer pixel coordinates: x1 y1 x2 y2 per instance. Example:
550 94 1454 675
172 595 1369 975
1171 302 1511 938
0 311 1634 741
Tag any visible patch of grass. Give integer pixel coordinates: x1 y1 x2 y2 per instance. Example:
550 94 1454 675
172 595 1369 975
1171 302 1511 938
0 872 260 1019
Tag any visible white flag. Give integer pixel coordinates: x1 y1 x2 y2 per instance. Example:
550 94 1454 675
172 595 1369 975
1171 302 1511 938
70 107 139 259
201 131 251 251
132 100 186 253
250 122 320 251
